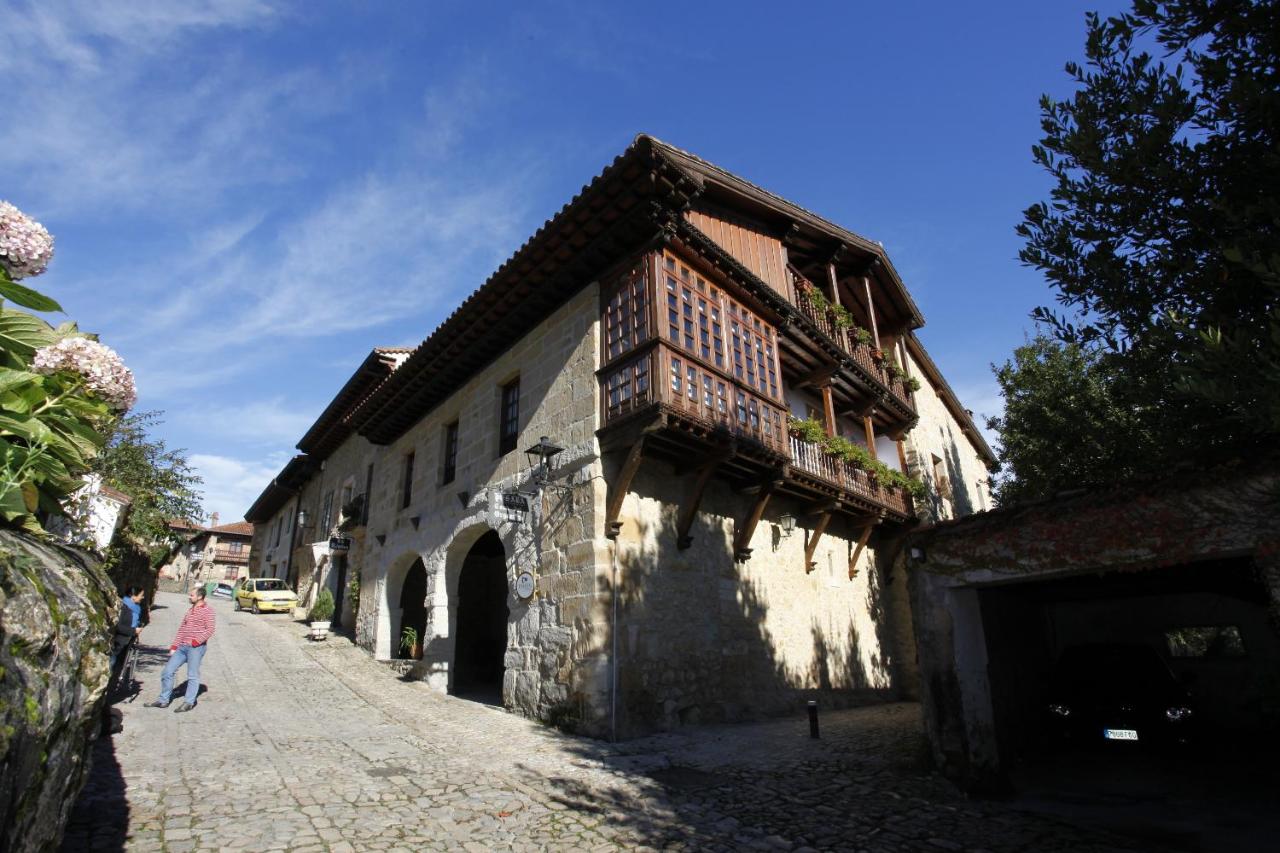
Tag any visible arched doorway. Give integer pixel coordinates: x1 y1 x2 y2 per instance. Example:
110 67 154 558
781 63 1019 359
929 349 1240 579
398 558 428 660
452 530 509 702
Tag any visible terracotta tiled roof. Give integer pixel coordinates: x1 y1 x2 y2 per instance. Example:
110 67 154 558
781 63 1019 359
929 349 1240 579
207 520 254 537
97 484 132 504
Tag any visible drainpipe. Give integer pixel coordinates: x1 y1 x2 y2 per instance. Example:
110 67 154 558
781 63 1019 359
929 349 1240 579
611 538 619 743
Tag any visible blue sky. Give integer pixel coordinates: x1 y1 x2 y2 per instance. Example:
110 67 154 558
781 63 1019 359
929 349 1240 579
0 0 1125 522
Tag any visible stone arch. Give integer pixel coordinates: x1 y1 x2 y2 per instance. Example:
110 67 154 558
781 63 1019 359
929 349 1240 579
377 550 428 660
451 530 511 701
436 522 518 698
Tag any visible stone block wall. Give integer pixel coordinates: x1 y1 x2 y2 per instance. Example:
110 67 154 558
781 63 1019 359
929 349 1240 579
902 354 992 524
360 283 612 728
609 464 908 735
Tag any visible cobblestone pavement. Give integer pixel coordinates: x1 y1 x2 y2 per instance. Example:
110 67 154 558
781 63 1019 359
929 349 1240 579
64 592 1173 852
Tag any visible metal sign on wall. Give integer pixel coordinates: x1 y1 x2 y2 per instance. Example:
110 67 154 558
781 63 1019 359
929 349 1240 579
329 536 351 553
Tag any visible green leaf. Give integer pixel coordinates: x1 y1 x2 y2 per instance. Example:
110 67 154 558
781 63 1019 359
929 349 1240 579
0 280 62 313
0 367 40 395
0 412 53 444
0 309 55 358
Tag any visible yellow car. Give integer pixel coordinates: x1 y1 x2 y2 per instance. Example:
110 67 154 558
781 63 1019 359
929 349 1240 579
234 578 298 614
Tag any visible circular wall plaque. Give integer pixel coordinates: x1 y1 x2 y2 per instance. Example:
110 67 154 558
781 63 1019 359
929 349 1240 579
515 571 536 599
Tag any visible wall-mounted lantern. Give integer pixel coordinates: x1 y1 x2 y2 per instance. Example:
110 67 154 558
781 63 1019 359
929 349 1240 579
524 436 564 486
779 514 797 538
297 509 310 529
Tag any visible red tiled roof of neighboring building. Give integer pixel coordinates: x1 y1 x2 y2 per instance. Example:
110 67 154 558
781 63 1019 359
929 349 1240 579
208 521 254 537
98 484 133 504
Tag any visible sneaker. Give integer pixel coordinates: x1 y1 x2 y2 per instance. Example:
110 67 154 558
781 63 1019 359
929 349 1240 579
173 702 195 713
145 700 170 709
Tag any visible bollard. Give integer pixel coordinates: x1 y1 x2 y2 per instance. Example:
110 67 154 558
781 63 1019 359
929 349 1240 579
807 700 819 739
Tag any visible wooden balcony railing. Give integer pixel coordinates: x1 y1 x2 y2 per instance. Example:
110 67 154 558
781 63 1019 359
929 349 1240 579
786 267 915 414
788 435 911 517
602 343 788 455
213 549 250 564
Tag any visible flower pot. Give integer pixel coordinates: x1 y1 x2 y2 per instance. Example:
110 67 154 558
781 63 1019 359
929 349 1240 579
871 348 885 362
308 620 331 641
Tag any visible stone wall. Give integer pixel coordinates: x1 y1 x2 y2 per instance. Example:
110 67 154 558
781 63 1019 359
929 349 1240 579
0 530 115 852
361 282 611 728
902 352 992 524
610 465 909 735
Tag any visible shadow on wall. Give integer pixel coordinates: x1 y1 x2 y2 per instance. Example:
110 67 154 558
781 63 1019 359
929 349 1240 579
590 457 903 738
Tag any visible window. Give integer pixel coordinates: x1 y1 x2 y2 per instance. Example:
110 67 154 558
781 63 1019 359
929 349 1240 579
401 452 415 509
229 542 244 554
604 263 649 361
932 454 953 501
272 517 281 548
363 464 374 524
499 378 520 455
662 250 780 400
320 490 334 532
443 421 459 484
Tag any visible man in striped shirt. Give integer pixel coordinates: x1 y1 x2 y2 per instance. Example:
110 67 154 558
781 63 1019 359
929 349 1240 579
146 586 216 713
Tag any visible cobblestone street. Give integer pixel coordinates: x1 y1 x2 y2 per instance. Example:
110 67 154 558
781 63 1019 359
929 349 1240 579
64 592 1169 852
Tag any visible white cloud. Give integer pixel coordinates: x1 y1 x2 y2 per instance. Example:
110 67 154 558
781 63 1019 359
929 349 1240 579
190 450 290 523
175 397 321 448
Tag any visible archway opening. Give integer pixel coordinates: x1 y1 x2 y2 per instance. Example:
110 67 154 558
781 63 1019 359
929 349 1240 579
452 530 508 703
398 558 428 660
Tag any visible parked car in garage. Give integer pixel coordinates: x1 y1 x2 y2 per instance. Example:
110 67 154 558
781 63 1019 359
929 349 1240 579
234 578 299 614
1044 643 1196 748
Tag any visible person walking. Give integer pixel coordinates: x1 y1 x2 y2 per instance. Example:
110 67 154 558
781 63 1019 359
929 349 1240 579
146 586 216 713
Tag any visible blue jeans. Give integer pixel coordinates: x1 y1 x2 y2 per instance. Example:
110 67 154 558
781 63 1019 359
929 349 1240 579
158 643 206 705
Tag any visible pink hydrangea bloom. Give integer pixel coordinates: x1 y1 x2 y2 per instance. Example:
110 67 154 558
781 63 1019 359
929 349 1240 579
0 201 55 280
32 337 137 411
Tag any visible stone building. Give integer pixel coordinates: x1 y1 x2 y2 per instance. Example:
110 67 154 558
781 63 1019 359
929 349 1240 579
159 518 255 585
245 135 993 737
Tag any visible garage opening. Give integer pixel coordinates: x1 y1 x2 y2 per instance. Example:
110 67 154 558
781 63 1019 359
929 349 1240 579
397 558 427 660
979 557 1278 764
451 531 509 703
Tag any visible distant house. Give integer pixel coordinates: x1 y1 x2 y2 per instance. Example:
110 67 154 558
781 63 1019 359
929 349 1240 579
47 473 132 552
158 517 255 584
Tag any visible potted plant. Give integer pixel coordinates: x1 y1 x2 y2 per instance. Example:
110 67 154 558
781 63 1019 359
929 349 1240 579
786 415 826 444
851 326 874 348
400 625 423 660
308 589 335 641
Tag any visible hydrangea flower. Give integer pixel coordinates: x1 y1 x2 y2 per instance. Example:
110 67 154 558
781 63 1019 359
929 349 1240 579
0 201 55 280
32 337 137 411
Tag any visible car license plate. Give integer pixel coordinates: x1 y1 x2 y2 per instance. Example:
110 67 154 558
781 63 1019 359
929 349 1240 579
1104 728 1139 741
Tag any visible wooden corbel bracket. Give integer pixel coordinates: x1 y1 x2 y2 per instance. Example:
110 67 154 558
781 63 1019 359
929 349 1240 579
605 431 653 540
676 443 734 549
733 474 783 562
848 511 886 579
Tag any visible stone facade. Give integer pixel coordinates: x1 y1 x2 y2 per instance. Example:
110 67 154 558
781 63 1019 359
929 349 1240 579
244 137 997 738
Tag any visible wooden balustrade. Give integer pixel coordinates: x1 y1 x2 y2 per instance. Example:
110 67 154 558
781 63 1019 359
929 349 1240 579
788 434 911 517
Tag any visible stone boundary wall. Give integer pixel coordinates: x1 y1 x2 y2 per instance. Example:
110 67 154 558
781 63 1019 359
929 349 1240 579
0 530 115 852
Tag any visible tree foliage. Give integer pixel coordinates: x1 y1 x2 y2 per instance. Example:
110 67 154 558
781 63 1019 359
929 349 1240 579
93 411 203 550
987 337 1162 505
997 0 1280 502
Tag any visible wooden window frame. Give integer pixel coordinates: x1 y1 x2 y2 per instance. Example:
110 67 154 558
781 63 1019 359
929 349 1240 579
499 378 520 456
443 421 459 484
401 451 415 509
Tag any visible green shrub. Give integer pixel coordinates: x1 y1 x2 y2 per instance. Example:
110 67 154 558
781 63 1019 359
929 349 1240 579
309 588 335 622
